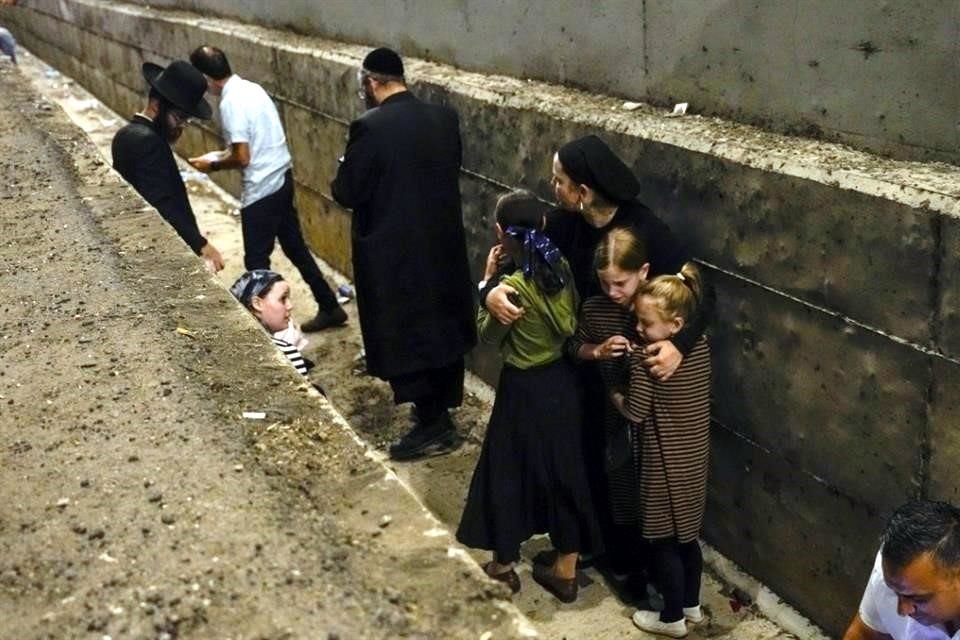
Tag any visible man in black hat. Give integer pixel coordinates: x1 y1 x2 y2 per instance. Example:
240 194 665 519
112 60 224 271
332 47 476 460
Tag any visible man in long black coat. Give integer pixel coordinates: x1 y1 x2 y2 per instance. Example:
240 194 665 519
112 60 224 271
332 48 476 460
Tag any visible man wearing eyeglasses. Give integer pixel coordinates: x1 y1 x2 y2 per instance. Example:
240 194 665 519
187 45 346 333
332 47 476 460
111 60 225 272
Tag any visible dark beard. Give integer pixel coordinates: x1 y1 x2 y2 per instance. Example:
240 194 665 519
155 101 182 144
363 87 378 110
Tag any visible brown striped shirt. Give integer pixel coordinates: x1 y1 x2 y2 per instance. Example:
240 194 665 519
623 337 711 542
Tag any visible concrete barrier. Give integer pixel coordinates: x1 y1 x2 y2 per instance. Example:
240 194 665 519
4 0 960 634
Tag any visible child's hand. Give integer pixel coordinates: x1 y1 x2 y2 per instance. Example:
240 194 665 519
484 244 503 281
610 390 625 412
593 335 634 360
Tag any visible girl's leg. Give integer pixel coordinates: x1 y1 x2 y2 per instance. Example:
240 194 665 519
651 540 685 623
488 551 517 575
679 540 703 609
552 551 578 580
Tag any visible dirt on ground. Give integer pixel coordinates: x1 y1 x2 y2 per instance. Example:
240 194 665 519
1 50 799 640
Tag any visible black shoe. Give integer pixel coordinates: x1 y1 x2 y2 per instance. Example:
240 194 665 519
389 417 461 461
302 306 347 332
532 563 578 603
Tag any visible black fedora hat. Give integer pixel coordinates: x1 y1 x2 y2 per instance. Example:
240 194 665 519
142 60 212 120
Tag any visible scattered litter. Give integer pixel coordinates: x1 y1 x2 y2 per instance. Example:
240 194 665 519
622 101 642 111
43 68 60 79
233 464 244 472
55 497 70 508
378 514 392 528
175 326 196 338
423 527 448 537
337 284 354 300
194 294 206 300
98 552 118 563
242 411 266 420
666 102 689 117
72 98 99 111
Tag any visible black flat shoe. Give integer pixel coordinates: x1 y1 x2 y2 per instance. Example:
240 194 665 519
483 562 521 594
532 563 578 603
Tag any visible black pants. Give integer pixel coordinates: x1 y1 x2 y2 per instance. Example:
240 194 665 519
389 358 465 424
651 539 702 622
241 170 338 312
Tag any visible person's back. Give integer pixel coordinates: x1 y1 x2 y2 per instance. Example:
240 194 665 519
218 74 291 207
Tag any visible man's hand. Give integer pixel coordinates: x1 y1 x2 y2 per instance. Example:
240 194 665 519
643 340 683 380
610 389 626 412
592 335 634 360
487 282 524 325
200 242 225 273
188 156 214 173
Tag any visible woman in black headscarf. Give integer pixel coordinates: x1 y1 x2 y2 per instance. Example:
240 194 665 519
486 134 710 380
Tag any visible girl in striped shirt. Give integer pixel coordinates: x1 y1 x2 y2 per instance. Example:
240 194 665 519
611 262 712 638
230 269 314 378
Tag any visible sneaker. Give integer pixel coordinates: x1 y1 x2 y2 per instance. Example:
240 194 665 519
683 605 704 624
388 416 461 460
632 609 688 638
302 306 347 332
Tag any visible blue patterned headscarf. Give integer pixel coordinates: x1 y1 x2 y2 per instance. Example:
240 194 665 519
230 269 284 308
504 226 567 295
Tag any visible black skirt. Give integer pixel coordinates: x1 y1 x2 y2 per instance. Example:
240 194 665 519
456 358 602 562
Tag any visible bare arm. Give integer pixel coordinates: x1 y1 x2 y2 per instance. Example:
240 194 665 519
189 142 250 172
841 614 892 640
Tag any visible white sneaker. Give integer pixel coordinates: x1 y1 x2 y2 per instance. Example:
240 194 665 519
683 605 704 624
632 609 688 638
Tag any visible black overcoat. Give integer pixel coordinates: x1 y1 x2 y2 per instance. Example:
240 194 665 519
331 92 476 379
111 115 207 254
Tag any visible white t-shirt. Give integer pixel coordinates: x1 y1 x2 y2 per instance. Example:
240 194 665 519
219 74 292 208
859 550 960 640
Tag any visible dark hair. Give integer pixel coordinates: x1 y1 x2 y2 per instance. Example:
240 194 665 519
190 45 232 80
881 500 960 573
495 189 545 230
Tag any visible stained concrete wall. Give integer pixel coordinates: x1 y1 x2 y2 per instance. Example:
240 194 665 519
4 1 960 635
119 0 960 166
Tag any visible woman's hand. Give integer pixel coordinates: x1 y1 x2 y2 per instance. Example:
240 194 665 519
487 282 524 325
643 340 683 380
591 335 634 360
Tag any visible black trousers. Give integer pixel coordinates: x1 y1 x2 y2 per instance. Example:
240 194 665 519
389 358 465 424
240 170 338 312
651 539 702 622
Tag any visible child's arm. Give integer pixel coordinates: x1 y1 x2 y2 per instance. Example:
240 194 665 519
614 350 655 423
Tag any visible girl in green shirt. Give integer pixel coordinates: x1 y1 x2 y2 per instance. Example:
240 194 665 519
457 190 601 603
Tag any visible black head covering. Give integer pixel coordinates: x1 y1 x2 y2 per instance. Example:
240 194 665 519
142 60 212 119
230 270 284 308
362 47 404 77
557 135 640 204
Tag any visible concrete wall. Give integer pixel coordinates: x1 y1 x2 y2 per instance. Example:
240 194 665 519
4 1 960 635
119 0 960 166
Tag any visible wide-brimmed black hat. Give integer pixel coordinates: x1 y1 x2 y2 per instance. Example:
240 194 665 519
142 60 212 120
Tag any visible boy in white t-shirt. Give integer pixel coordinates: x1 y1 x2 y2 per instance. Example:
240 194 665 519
188 46 346 333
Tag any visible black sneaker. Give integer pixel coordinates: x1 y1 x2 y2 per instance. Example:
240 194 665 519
389 417 461 461
302 306 348 332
